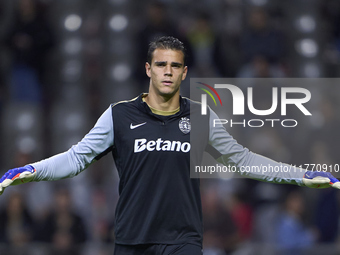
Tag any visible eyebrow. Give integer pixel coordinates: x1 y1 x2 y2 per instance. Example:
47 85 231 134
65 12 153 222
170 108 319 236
154 61 183 67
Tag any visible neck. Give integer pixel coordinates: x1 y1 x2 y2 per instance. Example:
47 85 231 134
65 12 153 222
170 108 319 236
144 91 180 112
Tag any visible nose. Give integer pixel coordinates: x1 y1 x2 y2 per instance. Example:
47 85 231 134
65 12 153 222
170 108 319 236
164 64 172 76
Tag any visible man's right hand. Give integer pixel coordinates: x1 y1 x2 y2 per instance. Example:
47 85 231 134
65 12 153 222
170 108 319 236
0 165 36 195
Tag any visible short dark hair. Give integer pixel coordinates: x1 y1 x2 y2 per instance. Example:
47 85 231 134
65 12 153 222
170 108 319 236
147 36 186 65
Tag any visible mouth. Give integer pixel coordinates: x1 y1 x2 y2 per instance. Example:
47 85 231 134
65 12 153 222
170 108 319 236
162 81 173 86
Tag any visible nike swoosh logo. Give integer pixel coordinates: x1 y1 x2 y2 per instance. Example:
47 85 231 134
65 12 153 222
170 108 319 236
130 122 147 129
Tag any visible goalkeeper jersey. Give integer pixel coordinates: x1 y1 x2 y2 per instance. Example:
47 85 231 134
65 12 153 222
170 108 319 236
31 93 306 245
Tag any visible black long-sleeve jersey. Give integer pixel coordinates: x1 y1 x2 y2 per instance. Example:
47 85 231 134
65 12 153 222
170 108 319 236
111 94 207 245
32 93 305 246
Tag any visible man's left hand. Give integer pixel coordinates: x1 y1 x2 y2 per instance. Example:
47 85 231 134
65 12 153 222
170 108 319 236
303 170 340 189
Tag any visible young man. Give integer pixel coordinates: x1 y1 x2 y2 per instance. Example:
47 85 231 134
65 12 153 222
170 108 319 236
0 36 339 255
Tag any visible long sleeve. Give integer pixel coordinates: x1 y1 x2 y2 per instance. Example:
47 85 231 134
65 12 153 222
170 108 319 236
208 108 306 185
31 106 114 181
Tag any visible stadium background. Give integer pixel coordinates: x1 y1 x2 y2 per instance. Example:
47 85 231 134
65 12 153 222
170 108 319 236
0 0 340 254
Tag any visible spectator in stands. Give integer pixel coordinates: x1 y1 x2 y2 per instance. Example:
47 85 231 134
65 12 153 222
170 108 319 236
185 12 219 77
240 7 286 65
202 185 238 255
314 188 339 243
275 189 317 255
90 189 113 243
237 55 286 78
37 188 87 254
0 192 36 245
320 0 340 51
228 192 253 242
5 0 54 105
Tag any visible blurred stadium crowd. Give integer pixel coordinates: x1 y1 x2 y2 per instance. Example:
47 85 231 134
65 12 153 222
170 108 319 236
1 0 340 254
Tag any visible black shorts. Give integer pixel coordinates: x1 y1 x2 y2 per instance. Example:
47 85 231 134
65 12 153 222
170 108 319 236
113 243 203 255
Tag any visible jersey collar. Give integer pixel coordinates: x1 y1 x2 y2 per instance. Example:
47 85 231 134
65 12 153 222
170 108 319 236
137 93 188 117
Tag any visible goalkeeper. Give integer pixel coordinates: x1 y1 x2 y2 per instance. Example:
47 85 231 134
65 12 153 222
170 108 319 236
1 36 339 255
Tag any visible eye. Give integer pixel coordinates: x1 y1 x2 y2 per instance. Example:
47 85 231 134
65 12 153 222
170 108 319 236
155 62 166 67
172 64 182 68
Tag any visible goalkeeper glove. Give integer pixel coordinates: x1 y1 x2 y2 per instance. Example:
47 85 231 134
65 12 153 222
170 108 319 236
302 170 340 189
0 165 36 195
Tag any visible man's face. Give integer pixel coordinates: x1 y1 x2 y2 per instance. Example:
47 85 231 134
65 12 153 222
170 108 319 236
146 49 187 98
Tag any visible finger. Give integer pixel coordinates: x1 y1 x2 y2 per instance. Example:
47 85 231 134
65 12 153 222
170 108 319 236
0 179 14 189
11 172 34 185
309 177 331 184
0 172 10 183
7 169 22 180
303 178 331 189
331 182 340 189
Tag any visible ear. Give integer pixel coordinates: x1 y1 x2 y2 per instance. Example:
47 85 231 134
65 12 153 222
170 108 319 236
182 66 188 81
145 62 151 78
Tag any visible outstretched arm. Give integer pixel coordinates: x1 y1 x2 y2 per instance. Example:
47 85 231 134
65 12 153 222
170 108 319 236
208 108 340 189
0 106 114 194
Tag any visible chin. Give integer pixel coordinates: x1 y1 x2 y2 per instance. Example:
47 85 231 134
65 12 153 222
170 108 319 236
159 92 174 98
159 88 178 97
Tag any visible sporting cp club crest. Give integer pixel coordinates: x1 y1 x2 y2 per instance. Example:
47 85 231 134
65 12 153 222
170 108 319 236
179 117 191 134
